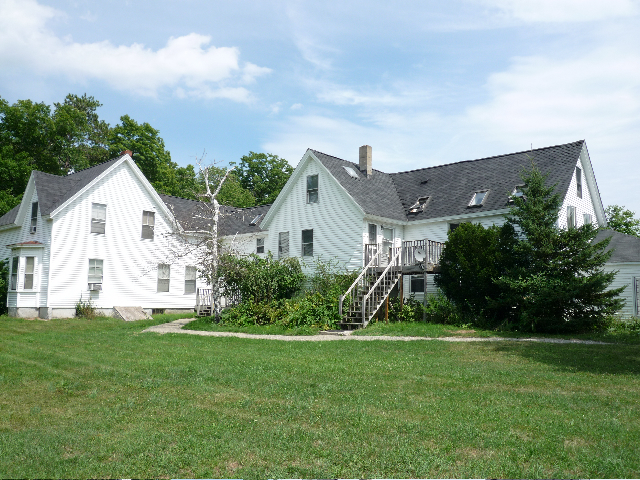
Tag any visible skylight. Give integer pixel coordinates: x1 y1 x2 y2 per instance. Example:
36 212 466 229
409 196 430 214
510 185 525 201
249 214 263 226
343 166 359 178
469 191 487 206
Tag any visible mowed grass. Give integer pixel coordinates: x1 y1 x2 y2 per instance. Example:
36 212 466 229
1 316 640 478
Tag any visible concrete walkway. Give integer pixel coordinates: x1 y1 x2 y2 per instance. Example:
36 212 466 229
142 318 611 344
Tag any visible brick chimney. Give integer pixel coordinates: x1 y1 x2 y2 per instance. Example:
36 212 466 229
359 145 372 177
121 150 133 157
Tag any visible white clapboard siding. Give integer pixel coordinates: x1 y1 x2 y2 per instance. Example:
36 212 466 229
403 213 507 244
222 232 269 257
47 160 204 309
265 156 364 272
602 264 640 317
558 154 599 229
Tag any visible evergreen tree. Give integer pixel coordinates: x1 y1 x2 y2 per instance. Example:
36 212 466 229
497 164 625 333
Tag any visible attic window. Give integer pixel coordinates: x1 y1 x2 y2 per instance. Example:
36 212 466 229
30 202 38 233
576 166 582 198
343 166 359 178
469 190 488 207
408 196 430 214
249 214 263 226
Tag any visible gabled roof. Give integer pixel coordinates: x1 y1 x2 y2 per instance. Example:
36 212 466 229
0 155 125 227
312 140 587 223
0 155 271 236
593 229 640 263
159 194 271 236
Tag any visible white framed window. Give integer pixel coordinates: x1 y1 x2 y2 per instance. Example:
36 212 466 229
576 166 582 198
91 203 106 234
469 190 488 207
278 232 289 258
302 229 313 257
410 275 425 294
30 202 38 233
567 205 576 228
368 224 377 243
256 237 265 254
157 264 170 292
23 257 34 290
88 259 103 288
142 211 155 239
10 256 18 290
307 175 318 203
184 266 196 294
583 213 592 225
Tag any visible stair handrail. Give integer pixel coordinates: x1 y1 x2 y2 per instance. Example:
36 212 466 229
361 246 403 324
338 246 383 317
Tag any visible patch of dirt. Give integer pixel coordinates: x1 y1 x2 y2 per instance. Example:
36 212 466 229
453 329 476 334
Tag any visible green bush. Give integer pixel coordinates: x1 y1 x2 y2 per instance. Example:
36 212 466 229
75 295 96 319
384 294 472 326
215 257 358 330
218 252 305 304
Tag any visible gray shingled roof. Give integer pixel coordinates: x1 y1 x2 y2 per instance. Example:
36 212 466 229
159 194 270 236
0 155 271 236
313 140 585 222
0 156 123 227
593 229 640 263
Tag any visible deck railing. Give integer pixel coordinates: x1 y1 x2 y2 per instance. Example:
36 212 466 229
402 239 444 266
361 246 403 324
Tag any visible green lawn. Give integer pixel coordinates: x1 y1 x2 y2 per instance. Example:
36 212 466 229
1 315 640 478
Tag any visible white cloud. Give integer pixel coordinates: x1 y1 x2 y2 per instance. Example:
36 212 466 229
476 0 639 22
290 103 303 110
0 0 271 100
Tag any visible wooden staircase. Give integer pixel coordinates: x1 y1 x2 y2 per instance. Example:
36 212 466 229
339 246 402 329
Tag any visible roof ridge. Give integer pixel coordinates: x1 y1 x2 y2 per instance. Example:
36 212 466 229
391 140 585 176
310 149 387 174
66 155 125 177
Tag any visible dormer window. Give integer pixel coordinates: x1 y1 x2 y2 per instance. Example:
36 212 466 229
30 202 38 233
408 196 430 214
576 166 582 198
307 175 318 203
469 190 488 207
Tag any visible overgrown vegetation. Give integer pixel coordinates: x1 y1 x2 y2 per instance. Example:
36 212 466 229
200 256 357 331
75 295 97 319
435 163 625 334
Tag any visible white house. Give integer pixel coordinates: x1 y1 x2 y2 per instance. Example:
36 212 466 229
257 140 638 317
3 140 638 319
0 153 265 319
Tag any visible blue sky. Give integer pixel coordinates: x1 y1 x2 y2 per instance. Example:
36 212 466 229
1 0 639 215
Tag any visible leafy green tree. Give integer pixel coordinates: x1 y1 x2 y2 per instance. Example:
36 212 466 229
605 205 640 237
497 164 625 333
231 152 293 205
193 165 255 207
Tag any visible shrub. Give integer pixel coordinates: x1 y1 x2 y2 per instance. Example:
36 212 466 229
75 295 96 319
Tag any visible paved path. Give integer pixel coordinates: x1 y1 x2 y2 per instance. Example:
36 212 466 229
142 318 611 344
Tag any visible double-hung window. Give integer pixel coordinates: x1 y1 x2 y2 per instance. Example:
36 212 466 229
88 259 103 287
307 175 318 203
184 266 196 294
30 202 38 233
10 257 18 290
567 206 576 228
576 166 582 198
23 257 34 290
583 213 592 225
157 264 170 292
91 203 107 234
302 229 313 257
278 232 289 258
256 237 265 254
142 211 155 239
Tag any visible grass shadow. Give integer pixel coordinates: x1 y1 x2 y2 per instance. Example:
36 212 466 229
488 341 640 375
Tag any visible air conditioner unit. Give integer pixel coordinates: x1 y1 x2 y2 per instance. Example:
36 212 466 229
30 226 37 233
88 283 102 291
